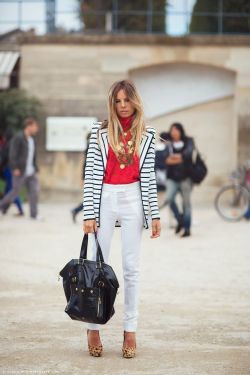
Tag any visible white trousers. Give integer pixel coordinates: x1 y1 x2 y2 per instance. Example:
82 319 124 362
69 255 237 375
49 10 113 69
87 181 144 332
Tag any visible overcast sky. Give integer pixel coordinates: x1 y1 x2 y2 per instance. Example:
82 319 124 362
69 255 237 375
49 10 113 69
0 0 196 35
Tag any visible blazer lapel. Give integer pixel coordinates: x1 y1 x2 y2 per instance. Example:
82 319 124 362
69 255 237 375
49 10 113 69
98 128 109 169
139 131 153 171
98 128 153 171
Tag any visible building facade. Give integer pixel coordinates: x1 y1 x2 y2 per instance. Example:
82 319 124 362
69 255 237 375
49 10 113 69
2 34 250 201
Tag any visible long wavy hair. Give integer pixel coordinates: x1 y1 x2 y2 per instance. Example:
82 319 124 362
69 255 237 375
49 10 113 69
101 80 146 158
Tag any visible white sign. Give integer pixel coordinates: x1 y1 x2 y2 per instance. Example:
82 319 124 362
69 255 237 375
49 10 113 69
46 116 97 151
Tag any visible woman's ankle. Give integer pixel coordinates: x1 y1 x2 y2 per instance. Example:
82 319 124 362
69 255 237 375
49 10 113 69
87 329 100 335
123 331 136 348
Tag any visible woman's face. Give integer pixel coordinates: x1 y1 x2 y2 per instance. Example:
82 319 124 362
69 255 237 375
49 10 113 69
170 126 181 142
115 89 135 118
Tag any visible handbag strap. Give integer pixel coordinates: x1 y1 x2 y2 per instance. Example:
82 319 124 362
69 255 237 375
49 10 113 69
80 232 104 263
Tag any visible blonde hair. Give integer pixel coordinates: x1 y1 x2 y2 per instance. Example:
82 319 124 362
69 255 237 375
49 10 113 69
101 80 146 158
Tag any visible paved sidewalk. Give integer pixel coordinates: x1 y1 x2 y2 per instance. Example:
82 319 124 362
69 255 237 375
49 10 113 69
0 203 250 375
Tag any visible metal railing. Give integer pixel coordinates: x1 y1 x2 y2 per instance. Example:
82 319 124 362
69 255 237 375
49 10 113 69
0 0 250 36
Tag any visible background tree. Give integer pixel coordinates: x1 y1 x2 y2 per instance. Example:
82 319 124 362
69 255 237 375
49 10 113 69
190 0 250 34
0 89 43 199
78 0 167 33
0 89 44 135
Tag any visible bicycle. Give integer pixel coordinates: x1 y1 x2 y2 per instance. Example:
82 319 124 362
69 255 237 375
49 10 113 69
215 161 250 222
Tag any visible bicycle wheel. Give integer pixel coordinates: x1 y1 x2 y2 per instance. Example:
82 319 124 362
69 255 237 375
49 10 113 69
215 184 250 222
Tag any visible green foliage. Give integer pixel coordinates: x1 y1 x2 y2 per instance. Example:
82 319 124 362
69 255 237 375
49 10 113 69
190 0 219 33
0 89 44 135
190 0 250 34
78 0 166 33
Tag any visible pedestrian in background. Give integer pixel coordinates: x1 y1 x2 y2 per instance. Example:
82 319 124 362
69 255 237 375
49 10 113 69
155 131 170 192
0 118 42 220
165 122 194 237
0 128 24 216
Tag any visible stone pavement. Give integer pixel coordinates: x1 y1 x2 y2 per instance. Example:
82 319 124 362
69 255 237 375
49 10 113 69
0 202 250 375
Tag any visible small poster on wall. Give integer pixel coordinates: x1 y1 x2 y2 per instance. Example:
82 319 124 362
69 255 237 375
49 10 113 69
46 117 97 151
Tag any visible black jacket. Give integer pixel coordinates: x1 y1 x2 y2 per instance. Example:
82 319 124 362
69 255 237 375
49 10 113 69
166 137 194 182
155 146 169 171
9 130 39 175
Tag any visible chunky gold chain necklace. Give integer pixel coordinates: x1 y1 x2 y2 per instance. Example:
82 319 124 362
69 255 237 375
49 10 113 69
117 130 135 169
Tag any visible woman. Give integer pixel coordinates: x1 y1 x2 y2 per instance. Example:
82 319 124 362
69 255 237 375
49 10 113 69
83 80 161 358
166 123 194 237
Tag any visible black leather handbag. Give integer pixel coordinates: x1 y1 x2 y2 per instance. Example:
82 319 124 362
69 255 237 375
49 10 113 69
189 148 208 184
59 232 119 324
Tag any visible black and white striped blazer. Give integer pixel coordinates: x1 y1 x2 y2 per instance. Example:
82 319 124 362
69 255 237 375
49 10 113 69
83 122 160 229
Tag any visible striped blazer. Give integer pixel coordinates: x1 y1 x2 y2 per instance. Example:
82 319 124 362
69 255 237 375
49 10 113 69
83 122 160 229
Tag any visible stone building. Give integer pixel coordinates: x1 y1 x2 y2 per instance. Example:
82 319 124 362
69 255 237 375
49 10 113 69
1 34 250 201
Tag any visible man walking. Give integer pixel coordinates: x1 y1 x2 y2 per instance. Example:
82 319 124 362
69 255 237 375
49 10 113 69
0 118 41 220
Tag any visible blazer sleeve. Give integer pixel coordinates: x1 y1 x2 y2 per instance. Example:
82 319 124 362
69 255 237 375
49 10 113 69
148 129 161 220
82 124 99 221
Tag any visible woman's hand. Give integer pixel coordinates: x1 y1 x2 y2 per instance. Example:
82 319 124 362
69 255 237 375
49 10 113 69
83 219 97 233
13 168 21 177
150 219 161 238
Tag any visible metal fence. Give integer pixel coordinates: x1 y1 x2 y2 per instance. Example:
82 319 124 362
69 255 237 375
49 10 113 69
0 0 250 36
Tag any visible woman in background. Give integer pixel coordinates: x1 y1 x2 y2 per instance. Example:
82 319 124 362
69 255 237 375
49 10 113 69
166 123 194 237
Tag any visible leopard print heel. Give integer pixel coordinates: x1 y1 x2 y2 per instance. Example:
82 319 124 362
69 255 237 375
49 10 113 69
88 344 103 357
87 329 103 357
122 346 136 358
122 331 136 359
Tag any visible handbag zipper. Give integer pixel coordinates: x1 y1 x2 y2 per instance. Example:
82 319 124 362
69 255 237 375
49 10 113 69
97 287 102 318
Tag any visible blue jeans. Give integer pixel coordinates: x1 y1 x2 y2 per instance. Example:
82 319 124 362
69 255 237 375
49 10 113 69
166 178 193 231
2 167 23 214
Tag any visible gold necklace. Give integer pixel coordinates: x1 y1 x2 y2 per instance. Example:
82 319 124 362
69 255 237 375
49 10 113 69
117 131 135 169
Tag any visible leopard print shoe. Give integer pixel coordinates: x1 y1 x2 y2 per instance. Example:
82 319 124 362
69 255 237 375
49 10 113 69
122 331 136 359
87 329 103 357
88 344 103 357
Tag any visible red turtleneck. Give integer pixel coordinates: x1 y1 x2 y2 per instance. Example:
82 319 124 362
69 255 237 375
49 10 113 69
103 115 140 184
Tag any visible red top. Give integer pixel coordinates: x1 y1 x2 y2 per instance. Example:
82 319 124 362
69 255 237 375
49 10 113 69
103 115 140 184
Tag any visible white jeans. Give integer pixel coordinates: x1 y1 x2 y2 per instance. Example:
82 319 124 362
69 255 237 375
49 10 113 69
87 181 144 332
